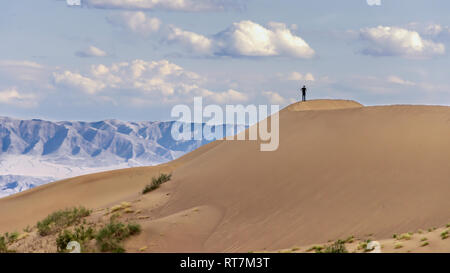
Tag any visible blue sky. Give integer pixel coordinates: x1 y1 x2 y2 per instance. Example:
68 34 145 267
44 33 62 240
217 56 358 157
1 0 450 121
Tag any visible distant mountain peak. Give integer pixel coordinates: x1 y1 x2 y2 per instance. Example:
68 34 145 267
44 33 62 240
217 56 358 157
0 116 244 197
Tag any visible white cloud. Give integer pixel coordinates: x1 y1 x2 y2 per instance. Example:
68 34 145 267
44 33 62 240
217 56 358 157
0 60 49 83
84 0 241 12
0 87 36 107
75 45 108 58
164 20 315 58
387 75 416 86
358 26 445 58
407 22 450 41
53 70 106 94
214 21 315 58
52 59 248 104
203 89 248 103
286 72 315 82
422 24 446 37
166 26 213 55
107 11 161 35
341 74 423 96
0 60 43 69
263 91 287 105
107 15 314 58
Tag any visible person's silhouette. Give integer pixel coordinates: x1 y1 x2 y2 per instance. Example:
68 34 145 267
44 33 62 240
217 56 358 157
301 85 307 102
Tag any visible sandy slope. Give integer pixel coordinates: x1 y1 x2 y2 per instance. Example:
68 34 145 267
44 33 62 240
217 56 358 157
1 99 450 253
272 225 450 253
287 99 363 111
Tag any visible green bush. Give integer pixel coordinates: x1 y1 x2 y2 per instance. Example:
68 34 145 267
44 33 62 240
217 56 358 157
127 223 141 235
0 235 8 253
394 243 403 249
0 233 16 253
142 173 172 194
56 225 95 253
343 236 354 244
440 230 449 240
4 232 19 244
96 221 141 253
323 240 348 253
398 233 412 240
37 207 91 236
306 245 324 253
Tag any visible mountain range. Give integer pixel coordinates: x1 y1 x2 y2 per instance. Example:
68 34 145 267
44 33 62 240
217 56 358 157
0 116 243 197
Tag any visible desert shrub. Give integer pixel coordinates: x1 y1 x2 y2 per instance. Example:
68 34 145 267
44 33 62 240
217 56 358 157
306 245 324 253
356 239 374 252
142 173 172 194
323 240 348 253
343 236 354 244
4 232 19 243
37 207 91 236
109 202 132 214
394 243 403 249
17 232 30 241
440 230 449 240
0 233 16 253
56 225 95 253
95 221 141 253
124 208 134 214
358 241 367 250
56 232 74 253
398 233 412 240
127 223 141 235
0 235 8 253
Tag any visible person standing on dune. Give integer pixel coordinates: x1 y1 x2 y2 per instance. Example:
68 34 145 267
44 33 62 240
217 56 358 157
301 85 307 102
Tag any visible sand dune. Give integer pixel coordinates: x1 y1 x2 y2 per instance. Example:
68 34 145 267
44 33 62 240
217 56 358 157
2 99 450 252
287 99 363 111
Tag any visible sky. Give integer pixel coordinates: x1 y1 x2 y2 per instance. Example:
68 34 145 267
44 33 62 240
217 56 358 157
1 0 450 121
